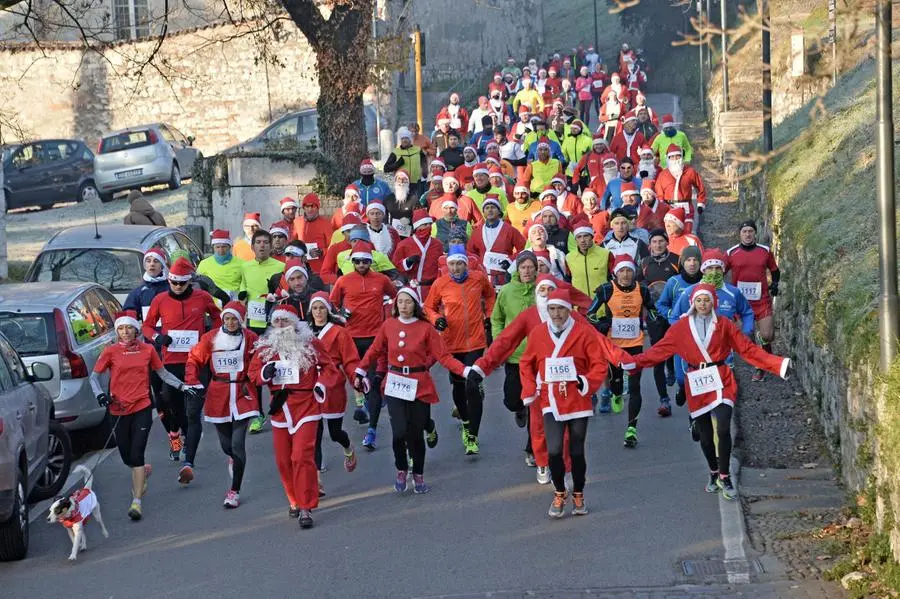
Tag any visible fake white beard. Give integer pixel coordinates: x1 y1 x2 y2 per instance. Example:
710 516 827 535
536 295 550 322
639 161 656 178
490 98 504 111
603 169 617 183
213 329 243 351
668 161 684 177
255 323 317 373
549 315 573 334
395 183 410 203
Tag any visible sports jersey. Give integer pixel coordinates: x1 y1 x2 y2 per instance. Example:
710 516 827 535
726 243 778 302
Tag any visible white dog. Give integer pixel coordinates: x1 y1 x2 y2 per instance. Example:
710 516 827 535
47 465 109 561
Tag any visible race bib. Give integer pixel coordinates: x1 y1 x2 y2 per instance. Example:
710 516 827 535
384 372 418 401
248 300 267 322
592 80 604 89
687 365 724 395
737 281 762 301
673 201 691 212
611 317 641 339
168 330 198 353
544 356 577 383
306 242 320 255
272 360 299 385
392 221 412 238
212 350 243 374
483 251 509 272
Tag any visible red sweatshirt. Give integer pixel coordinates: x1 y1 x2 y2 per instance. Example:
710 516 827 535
142 288 222 365
329 270 397 339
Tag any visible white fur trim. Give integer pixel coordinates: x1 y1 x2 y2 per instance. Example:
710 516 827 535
308 295 331 310
701 258 725 271
270 308 298 323
574 226 594 237
613 260 636 274
210 237 232 246
441 199 458 209
221 308 243 322
473 167 489 176
780 358 790 379
167 273 192 282
350 251 373 260
547 298 572 310
366 203 386 213
285 264 309 280
314 382 326 404
413 216 434 229
396 286 423 306
472 364 487 379
269 226 289 237
114 316 141 330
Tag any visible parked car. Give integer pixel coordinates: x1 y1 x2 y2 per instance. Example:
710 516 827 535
94 123 199 202
2 139 98 211
24 225 203 303
222 105 379 155
0 336 72 561
0 282 121 436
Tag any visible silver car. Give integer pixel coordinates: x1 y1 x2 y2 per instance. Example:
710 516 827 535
0 283 121 436
24 224 203 303
94 123 199 202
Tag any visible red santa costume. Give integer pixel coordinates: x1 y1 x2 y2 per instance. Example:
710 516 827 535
393 210 443 299
654 144 707 234
319 213 361 286
636 180 669 231
307 293 360 421
365 200 401 258
467 196 526 288
550 175 582 218
587 154 619 199
664 209 703 256
249 305 341 522
58 487 98 529
609 112 646 164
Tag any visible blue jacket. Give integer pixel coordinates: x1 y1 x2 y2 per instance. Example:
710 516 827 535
600 176 643 211
669 282 755 336
469 130 495 159
655 274 697 322
526 140 566 164
352 178 392 209
123 278 169 321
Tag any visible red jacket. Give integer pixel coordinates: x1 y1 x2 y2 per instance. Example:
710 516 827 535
185 328 259 423
467 221 526 282
314 323 360 419
293 216 334 273
329 270 397 339
609 130 645 164
393 234 444 293
636 200 670 231
320 239 350 285
143 289 222 365
654 166 707 208
571 150 607 183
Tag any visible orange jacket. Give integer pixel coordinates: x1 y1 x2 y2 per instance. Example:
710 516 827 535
293 216 334 273
423 271 496 353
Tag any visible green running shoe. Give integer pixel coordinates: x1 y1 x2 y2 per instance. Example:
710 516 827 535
705 472 719 493
460 421 470 446
248 415 266 434
465 434 479 455
426 427 439 448
623 426 638 448
717 475 738 500
611 394 624 414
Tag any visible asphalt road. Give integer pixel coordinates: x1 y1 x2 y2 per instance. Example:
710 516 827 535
1 361 732 599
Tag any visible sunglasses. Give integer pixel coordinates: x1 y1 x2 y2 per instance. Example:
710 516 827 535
169 280 189 286
351 258 372 265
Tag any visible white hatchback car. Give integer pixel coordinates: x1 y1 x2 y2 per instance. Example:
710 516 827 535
94 123 199 202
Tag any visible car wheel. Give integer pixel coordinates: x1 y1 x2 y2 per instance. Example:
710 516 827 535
168 163 181 190
0 467 28 561
29 420 72 502
99 191 116 203
78 181 99 203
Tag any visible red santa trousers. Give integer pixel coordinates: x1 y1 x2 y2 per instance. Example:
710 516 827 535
272 423 319 510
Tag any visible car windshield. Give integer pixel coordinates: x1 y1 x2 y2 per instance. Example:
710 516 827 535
0 313 55 356
99 130 152 154
28 249 142 294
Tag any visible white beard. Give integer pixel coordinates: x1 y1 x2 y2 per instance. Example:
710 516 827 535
555 191 569 212
255 323 317 373
639 161 656 178
604 169 617 183
213 329 243 351
536 295 550 322
668 161 684 177
395 183 410 205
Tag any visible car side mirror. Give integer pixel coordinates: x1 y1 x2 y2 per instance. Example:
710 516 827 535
28 361 54 382
186 136 195 147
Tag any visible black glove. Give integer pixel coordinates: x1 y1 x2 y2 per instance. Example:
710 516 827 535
262 362 277 380
697 205 705 215
340 307 353 320
268 389 289 415
313 385 325 401
183 386 204 401
784 361 794 380
309 248 323 259
466 368 483 385
675 385 686 407
405 255 421 268
639 170 649 178
372 372 385 388
498 259 511 271
154 334 172 349
769 281 779 297
435 317 448 331
237 290 249 302
96 393 110 408
576 375 589 395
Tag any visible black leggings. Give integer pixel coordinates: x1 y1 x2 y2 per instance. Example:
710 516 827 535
113 407 153 468
647 319 675 398
449 349 485 435
387 398 430 475
159 364 187 435
543 415 588 493
250 326 267 414
503 363 531 452
354 337 384 430
694 403 734 475
578 98 593 125
214 419 249 492
314 417 352 470
609 345 643 427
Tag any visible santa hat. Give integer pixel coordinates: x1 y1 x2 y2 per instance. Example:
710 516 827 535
114 310 141 331
430 157 447 171
412 208 433 230
550 175 567 187
664 207 686 229
612 255 636 275
473 163 490 177
535 274 559 291
581 189 598 206
620 181 640 199
366 200 386 214
350 240 375 261
441 194 459 210
396 286 423 307
270 304 300 324
700 249 728 272
540 201 560 218
482 194 503 212
661 114 675 126
344 185 360 200
395 169 410 182
280 196 299 212
640 179 657 197
243 212 261 226
144 247 168 267
464 145 478 156
536 137 551 150
546 288 572 310
518 105 530 115
533 249 553 270
359 159 376 175
514 179 530 194
571 214 594 237
602 154 618 166
284 258 309 281
447 244 467 263
284 244 305 258
493 71 502 80
666 144 683 158
592 133 609 147
302 193 320 207
687 283 719 317
340 213 363 232
221 301 246 323
623 111 639 123
638 145 654 157
539 186 558 201
269 222 290 238
308 291 332 312
168 257 194 282
488 164 503 177
209 229 232 246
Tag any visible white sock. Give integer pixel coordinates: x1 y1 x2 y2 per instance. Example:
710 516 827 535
132 498 142 505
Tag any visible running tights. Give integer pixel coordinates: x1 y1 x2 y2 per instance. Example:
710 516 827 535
609 346 643 427
647 319 675 398
314 417 351 470
450 349 485 435
214 419 249 492
354 337 384 430
694 403 734 475
543 415 588 493
113 407 152 468
387 398 430 475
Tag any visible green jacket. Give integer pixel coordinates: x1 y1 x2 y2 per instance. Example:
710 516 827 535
650 130 694 167
561 132 593 174
197 255 244 294
568 244 611 299
491 273 536 364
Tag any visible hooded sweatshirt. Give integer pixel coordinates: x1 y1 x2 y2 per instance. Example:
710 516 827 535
123 197 167 226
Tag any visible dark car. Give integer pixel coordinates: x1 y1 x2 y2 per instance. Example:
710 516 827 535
3 139 98 211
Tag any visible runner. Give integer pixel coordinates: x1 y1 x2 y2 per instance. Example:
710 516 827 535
249 304 341 529
142 257 222 484
568 217 612 299
90 310 193 520
196 230 244 298
663 208 703 256
423 244 496 455
654 144 706 235
183 301 259 508
393 209 443 301
353 287 468 494
726 219 781 381
232 213 260 261
602 208 649 262
627 283 791 500
467 195 526 289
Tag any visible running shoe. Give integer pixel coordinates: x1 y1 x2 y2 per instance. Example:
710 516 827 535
751 369 765 382
394 470 408 493
450 405 460 420
128 500 142 521
178 434 186 462
288 506 300 518
571 492 588 516
353 406 369 425
298 510 314 529
717 475 738 500
459 421 470 447
657 397 672 418
248 415 266 434
168 432 183 461
362 428 377 450
665 368 676 387
178 464 194 485
705 472 719 493
524 451 536 467
598 389 612 413
142 464 152 496
623 426 638 448
413 474 430 494
465 434 479 456
426 427 439 448
318 473 326 497
226 457 233 481
514 408 528 428
223 490 240 509
536 466 551 485
548 491 567 519
611 394 624 414
344 447 357 473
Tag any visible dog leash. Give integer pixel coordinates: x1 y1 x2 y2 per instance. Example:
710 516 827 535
78 403 124 487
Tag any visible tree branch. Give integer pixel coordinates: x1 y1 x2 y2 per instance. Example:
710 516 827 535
279 0 325 48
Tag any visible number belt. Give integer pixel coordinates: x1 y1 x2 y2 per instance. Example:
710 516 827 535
213 374 245 383
687 360 726 371
388 365 427 375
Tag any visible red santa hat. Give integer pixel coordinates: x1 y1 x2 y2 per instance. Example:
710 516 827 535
441 194 459 210
395 169 410 182
430 157 447 171
546 288 572 310
602 154 618 166
221 300 246 323
284 245 305 258
350 240 375 261
366 200 386 215
536 137 551 150
243 212 261 226
482 194 503 211
661 114 675 126
493 71 502 80
143 247 168 267
302 193 320 207
308 291 332 312
114 310 141 331
344 201 361 216
284 258 309 281
209 229 232 246
533 249 553 271
412 208 433 230
280 196 299 211
539 186 558 201
592 132 609 147
700 249 728 272
581 189 599 207
514 179 530 194
664 207 686 230
518 105 531 115
269 222 290 238
620 181 640 199
540 199 560 219
571 214 594 238
396 286 423 307
535 273 559 291
638 145 654 157
340 213 363 232
666 144 683 158
359 159 376 175
687 283 719 317
168 257 194 282
550 174 567 187
473 163 490 177
612 255 637 275
270 303 300 324
442 173 459 191
464 145 478 157
623 111 639 123
640 179 657 197
488 164 503 177
344 184 360 200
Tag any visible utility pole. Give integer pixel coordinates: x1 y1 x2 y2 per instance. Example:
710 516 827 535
721 0 729 111
875 0 898 371
414 25 423 133
593 0 599 52
699 0 706 117
762 0 772 152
